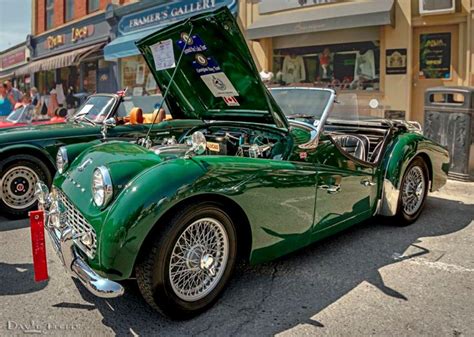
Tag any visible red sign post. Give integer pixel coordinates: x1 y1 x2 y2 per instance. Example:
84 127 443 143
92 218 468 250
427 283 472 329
29 211 49 282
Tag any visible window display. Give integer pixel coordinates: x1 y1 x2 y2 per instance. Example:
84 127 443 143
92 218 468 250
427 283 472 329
273 41 380 91
121 56 160 96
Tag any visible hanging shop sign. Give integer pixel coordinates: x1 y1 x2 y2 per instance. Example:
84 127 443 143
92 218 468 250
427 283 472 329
386 48 407 75
118 0 237 35
419 32 451 79
260 0 337 14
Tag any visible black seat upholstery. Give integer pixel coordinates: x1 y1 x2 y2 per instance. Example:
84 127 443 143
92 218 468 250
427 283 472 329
331 134 368 161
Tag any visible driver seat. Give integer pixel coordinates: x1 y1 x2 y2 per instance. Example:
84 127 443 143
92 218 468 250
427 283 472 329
129 108 144 124
331 134 368 162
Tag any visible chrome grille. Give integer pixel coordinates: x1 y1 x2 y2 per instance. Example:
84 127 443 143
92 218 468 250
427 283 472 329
57 190 97 258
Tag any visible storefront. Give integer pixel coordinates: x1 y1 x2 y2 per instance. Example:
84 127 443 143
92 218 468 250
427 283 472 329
104 0 238 96
0 43 30 92
17 12 116 97
241 0 474 123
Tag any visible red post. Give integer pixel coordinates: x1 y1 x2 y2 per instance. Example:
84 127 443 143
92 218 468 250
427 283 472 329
29 210 49 282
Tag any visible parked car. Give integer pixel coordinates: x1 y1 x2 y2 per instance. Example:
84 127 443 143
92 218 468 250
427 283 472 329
0 104 66 128
37 7 449 319
0 94 201 218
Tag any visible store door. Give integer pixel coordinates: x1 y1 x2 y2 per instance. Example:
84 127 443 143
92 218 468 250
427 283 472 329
411 25 458 124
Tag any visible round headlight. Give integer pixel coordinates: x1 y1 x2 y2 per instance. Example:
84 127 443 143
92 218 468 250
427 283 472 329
92 166 113 207
56 147 68 174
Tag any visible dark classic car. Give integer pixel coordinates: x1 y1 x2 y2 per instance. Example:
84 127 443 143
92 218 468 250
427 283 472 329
0 94 201 218
37 7 449 319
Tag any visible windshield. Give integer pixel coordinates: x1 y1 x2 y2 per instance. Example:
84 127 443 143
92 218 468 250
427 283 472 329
74 96 115 123
269 88 333 120
6 105 34 123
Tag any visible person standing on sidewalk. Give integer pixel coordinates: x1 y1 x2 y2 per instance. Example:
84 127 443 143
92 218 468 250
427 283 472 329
3 80 21 106
0 84 15 120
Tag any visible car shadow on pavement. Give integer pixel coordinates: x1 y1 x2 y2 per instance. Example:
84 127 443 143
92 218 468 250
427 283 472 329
0 262 48 296
0 217 29 232
68 195 473 336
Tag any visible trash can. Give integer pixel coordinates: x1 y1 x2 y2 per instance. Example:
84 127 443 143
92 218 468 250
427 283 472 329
424 87 474 181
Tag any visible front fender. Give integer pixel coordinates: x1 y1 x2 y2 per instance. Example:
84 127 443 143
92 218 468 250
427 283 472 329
95 158 206 279
379 132 449 216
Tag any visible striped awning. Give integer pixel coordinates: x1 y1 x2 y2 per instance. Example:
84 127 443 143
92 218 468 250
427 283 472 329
14 43 104 76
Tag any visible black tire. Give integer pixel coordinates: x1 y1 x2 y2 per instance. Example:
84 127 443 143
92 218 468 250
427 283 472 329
393 157 429 226
135 202 237 319
0 155 52 219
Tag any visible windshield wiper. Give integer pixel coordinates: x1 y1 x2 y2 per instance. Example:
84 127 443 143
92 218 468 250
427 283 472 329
78 116 96 126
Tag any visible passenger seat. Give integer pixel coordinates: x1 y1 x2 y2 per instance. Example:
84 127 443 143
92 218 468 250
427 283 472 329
129 108 144 124
331 134 368 162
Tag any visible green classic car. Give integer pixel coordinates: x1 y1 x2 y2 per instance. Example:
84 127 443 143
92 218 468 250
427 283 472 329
37 7 449 319
0 94 201 218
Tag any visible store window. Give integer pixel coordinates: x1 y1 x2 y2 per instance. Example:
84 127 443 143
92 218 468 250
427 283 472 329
83 61 98 94
121 56 160 96
65 0 75 22
45 0 54 30
272 41 380 91
36 70 55 95
60 66 80 93
88 0 100 13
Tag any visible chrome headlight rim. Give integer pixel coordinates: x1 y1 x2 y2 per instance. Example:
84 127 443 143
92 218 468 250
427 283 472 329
92 166 113 208
56 147 68 174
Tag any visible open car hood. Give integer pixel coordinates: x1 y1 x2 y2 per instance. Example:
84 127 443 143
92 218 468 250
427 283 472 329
136 6 288 129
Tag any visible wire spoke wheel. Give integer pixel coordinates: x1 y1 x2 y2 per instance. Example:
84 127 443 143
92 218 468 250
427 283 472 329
401 166 425 216
1 166 39 210
169 217 229 302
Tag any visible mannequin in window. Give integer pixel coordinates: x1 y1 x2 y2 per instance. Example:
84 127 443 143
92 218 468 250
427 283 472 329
319 48 332 80
282 54 306 84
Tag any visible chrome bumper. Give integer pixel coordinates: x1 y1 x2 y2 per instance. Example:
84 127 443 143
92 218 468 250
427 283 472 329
38 183 124 298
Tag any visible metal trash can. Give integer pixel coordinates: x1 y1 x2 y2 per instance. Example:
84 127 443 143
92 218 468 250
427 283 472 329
424 87 474 181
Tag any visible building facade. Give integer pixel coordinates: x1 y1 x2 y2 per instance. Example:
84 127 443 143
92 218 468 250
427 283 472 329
241 0 474 124
0 43 30 91
16 0 133 96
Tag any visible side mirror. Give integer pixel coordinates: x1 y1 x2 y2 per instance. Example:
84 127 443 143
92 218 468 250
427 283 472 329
101 118 116 139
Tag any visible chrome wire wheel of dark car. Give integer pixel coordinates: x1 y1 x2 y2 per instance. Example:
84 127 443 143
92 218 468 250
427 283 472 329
136 202 237 319
169 217 230 302
395 157 429 226
0 155 51 218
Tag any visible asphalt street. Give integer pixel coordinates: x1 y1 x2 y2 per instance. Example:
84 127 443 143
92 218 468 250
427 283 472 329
0 180 473 337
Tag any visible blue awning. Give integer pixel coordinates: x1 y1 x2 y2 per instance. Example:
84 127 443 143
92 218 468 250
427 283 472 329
104 28 157 60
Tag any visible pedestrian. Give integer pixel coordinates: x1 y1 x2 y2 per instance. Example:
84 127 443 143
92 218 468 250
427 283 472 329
0 83 15 120
3 80 22 106
47 88 59 118
30 87 41 107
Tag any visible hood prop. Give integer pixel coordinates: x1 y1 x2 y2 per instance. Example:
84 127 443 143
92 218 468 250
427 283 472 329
140 25 195 149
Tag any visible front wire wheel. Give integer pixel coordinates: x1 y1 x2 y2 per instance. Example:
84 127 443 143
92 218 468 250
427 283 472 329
136 203 237 319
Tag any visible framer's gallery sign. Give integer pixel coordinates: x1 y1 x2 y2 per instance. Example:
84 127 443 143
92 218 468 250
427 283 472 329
118 0 237 35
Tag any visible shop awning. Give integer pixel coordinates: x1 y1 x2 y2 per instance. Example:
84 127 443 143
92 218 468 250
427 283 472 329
247 0 394 40
0 71 15 81
14 43 104 76
104 29 156 61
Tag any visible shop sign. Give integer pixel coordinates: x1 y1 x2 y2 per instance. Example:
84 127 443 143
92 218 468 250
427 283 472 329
0 49 26 69
419 32 451 79
260 0 337 14
386 48 407 75
46 34 66 49
118 0 237 35
72 25 95 43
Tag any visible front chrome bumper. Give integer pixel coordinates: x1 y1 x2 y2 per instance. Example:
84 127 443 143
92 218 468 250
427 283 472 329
37 182 124 298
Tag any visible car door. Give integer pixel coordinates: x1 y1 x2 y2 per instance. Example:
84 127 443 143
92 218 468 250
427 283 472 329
312 136 378 236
